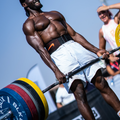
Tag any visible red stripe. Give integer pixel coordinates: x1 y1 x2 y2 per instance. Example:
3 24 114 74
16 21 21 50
110 62 119 70
5 84 38 120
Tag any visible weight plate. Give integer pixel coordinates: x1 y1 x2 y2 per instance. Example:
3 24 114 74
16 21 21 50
12 80 45 120
17 78 49 120
115 24 120 48
5 84 39 120
0 88 32 120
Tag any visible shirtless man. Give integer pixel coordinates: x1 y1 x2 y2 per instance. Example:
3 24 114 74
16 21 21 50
19 0 120 119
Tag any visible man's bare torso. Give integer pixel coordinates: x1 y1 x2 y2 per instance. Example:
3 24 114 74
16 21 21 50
24 11 68 44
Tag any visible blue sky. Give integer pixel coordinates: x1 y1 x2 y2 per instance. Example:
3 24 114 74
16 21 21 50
0 0 120 89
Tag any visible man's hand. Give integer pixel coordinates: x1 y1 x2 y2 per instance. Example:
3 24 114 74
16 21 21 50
97 49 109 59
55 70 66 84
97 49 119 62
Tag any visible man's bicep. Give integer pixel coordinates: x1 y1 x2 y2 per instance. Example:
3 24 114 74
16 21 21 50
26 34 44 52
23 21 44 51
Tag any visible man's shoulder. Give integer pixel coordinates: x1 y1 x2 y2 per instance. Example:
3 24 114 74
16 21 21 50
49 10 64 19
23 18 34 29
23 18 34 26
49 10 62 15
22 18 35 34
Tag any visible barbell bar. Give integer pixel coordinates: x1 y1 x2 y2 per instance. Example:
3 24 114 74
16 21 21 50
42 46 120 93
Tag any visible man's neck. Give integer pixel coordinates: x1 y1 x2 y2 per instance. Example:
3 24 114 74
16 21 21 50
29 9 43 17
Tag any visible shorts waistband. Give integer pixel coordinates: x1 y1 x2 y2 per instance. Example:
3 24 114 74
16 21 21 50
45 33 73 55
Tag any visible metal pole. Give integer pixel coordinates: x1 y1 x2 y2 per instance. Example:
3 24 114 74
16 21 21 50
0 110 12 120
100 0 108 5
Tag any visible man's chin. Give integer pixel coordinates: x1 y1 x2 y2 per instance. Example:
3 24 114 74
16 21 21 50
39 4 43 9
34 4 43 10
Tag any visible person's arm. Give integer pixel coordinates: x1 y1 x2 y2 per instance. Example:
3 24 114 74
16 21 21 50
97 3 120 13
23 19 66 83
99 28 106 50
107 3 120 10
66 23 99 54
66 23 108 57
106 65 120 76
50 11 108 57
57 103 63 108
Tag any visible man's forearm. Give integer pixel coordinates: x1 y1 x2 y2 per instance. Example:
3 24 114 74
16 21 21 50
73 33 100 54
39 49 59 73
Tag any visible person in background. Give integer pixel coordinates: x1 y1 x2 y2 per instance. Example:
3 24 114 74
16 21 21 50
56 84 75 108
97 3 120 63
102 55 120 78
105 58 120 77
105 58 120 100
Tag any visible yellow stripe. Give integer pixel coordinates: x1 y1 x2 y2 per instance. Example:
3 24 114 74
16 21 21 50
115 24 120 48
17 78 49 120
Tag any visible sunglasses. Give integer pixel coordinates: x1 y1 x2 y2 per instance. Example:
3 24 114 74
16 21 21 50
98 11 107 16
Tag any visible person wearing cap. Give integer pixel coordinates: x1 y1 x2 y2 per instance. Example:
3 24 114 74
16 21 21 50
97 3 120 62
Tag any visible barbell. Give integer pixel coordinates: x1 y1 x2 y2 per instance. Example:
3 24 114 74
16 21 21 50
0 78 48 120
0 44 120 119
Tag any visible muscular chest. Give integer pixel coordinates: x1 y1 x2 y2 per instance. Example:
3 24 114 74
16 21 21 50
34 12 63 31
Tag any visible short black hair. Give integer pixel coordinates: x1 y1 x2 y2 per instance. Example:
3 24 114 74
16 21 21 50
19 0 25 5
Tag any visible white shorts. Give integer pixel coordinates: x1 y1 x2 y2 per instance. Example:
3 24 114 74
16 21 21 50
51 40 101 93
